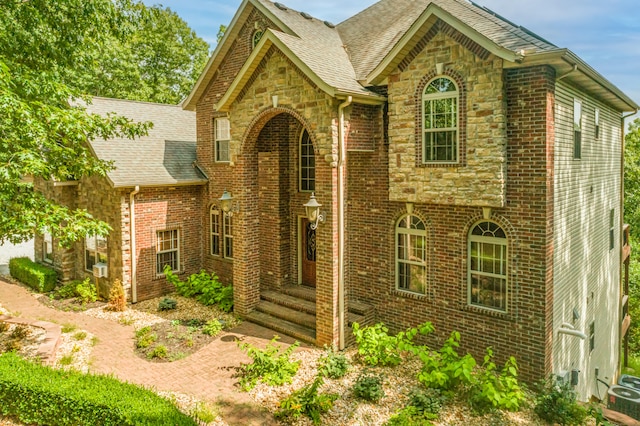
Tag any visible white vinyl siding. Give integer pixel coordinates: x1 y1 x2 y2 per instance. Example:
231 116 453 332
553 81 622 401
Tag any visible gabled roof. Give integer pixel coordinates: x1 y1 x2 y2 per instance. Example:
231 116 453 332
186 0 637 113
84 97 207 188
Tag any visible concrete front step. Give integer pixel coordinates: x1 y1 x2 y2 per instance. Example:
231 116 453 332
255 300 316 329
244 311 316 345
261 290 316 315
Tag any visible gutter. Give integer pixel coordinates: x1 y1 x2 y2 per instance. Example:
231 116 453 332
130 186 140 303
337 96 352 350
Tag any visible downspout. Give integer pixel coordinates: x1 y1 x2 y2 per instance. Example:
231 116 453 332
338 96 352 350
130 186 140 303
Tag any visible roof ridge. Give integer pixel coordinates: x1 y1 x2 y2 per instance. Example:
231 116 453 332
90 96 183 108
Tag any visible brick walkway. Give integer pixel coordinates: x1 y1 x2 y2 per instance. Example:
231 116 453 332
0 278 298 425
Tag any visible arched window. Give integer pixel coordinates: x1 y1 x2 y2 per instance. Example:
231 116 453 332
422 77 458 163
210 205 233 259
252 30 263 49
299 129 315 192
396 214 427 295
468 221 507 311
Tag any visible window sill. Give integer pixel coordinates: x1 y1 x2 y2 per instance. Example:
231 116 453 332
463 304 511 321
418 162 460 168
207 254 234 263
392 288 428 301
154 270 184 280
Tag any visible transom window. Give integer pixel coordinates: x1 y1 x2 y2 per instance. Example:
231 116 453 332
300 129 315 192
396 214 427 295
468 221 507 312
157 229 179 274
214 117 230 163
210 206 233 259
85 234 107 271
423 77 458 163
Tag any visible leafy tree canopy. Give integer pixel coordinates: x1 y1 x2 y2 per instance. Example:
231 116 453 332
625 118 640 237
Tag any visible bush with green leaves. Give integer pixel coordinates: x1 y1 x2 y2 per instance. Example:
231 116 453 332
407 387 444 419
386 406 435 426
353 372 385 402
275 376 338 425
534 377 587 425
164 266 233 312
417 331 476 391
9 257 57 293
352 321 434 367
236 337 300 391
318 347 349 379
469 348 525 413
74 278 97 303
158 297 177 311
0 352 196 425
201 319 223 337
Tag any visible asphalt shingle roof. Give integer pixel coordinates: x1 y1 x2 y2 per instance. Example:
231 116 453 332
84 97 206 188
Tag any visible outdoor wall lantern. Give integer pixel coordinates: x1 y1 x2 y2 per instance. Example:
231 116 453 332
219 189 239 216
304 192 325 230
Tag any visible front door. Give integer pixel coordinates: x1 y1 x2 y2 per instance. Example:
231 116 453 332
301 218 317 287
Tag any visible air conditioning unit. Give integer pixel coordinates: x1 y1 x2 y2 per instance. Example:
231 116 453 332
92 262 108 278
608 385 640 420
620 374 640 390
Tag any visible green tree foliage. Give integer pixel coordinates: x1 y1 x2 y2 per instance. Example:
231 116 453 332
625 118 640 236
0 0 150 245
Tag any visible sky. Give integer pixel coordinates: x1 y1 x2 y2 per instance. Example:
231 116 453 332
143 0 640 125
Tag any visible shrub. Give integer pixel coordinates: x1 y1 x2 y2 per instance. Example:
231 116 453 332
534 377 588 425
53 281 79 299
202 319 223 336
135 327 157 349
386 406 435 426
148 345 168 359
275 376 338 425
352 321 434 367
75 278 97 303
158 297 177 311
417 331 476 391
318 347 349 379
0 352 196 425
73 331 87 341
106 279 126 312
164 266 233 312
237 337 300 391
408 388 443 419
353 372 385 402
469 348 525 413
9 257 57 293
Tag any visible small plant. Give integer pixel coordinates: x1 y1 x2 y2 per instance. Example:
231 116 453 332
73 331 88 341
192 402 217 424
353 372 385 402
417 331 476 391
90 336 99 346
202 319 223 336
158 297 177 311
534 377 588 425
136 332 157 349
61 323 77 333
169 352 187 362
135 326 151 338
237 336 300 391
58 354 74 366
10 325 30 340
164 266 233 312
318 347 349 379
106 279 126 312
352 321 434 367
75 278 97 303
119 316 134 326
407 388 443 419
53 281 79 299
0 322 8 333
386 406 435 426
469 348 525 413
148 345 168 359
275 376 338 425
71 345 81 353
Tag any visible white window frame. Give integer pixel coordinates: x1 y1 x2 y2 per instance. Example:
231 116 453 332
156 229 180 274
395 214 427 295
422 76 459 164
299 129 315 192
85 234 107 272
573 99 582 159
594 107 600 140
43 231 53 264
214 118 230 163
468 221 508 313
252 30 263 49
610 208 615 251
210 206 233 259
224 214 233 259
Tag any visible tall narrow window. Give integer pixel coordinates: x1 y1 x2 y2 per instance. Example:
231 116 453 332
43 231 53 263
589 321 595 353
300 129 315 192
215 118 230 163
396 214 427 295
574 99 582 159
423 77 458 163
85 234 107 271
594 108 600 139
610 209 615 251
468 221 507 312
252 30 263 48
157 229 179 274
210 205 233 259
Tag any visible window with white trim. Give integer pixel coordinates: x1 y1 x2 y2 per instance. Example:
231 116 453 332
85 234 107 271
300 129 315 192
214 118 230 163
610 208 615 251
574 99 582 159
589 321 595 353
210 206 233 259
396 214 427 295
43 231 53 263
594 107 600 139
156 229 179 274
468 221 507 312
423 77 458 163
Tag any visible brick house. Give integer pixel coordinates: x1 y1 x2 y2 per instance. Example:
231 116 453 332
35 97 207 301
36 0 637 401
